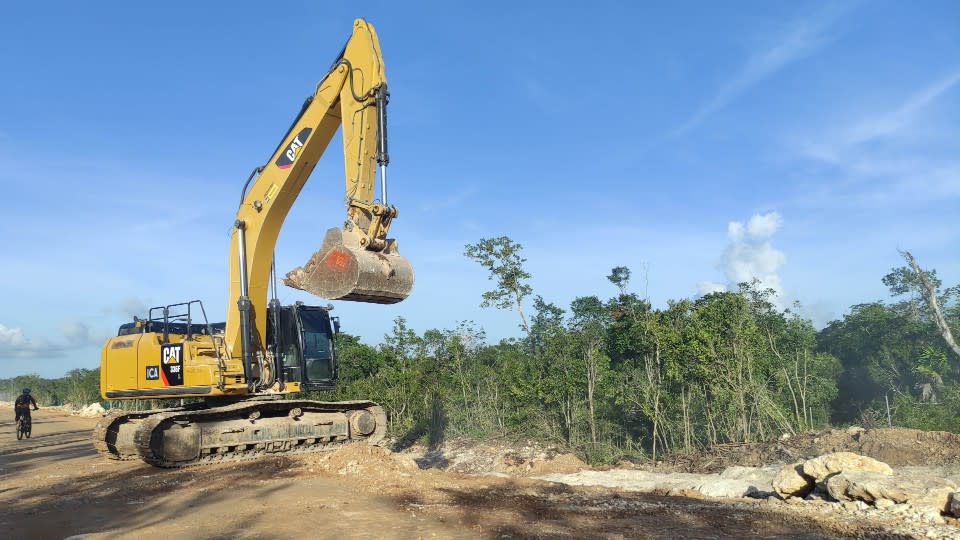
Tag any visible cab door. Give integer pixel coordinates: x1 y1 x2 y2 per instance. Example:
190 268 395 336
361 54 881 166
296 307 337 391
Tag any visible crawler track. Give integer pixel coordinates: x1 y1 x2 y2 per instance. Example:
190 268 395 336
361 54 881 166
93 400 386 468
92 405 195 461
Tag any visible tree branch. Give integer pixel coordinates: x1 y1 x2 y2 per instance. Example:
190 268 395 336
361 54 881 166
903 250 960 360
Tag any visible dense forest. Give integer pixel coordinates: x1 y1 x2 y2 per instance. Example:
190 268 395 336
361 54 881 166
3 238 957 463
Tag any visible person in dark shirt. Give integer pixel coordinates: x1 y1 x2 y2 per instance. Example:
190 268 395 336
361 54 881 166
14 388 39 425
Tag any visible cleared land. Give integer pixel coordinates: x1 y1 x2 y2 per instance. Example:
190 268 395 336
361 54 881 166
1 406 954 539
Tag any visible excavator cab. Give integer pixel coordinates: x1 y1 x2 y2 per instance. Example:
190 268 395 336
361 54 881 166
269 303 339 391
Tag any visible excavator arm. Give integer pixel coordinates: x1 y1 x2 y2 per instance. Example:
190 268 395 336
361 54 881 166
225 19 413 384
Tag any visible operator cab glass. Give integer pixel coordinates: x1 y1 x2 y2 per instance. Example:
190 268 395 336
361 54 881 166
268 305 338 391
298 307 336 386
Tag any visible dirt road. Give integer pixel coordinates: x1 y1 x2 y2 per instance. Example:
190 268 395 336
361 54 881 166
0 407 906 539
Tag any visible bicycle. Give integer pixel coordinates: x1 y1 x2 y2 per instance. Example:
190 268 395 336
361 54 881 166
15 412 33 440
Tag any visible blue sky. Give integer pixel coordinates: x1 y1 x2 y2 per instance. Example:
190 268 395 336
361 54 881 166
0 1 957 377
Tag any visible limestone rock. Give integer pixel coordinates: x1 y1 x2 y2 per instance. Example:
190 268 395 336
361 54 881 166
827 470 908 503
917 511 945 524
719 466 775 483
875 498 895 510
826 470 956 514
889 503 912 514
774 462 814 499
696 478 765 499
74 403 106 418
841 500 860 512
802 452 892 482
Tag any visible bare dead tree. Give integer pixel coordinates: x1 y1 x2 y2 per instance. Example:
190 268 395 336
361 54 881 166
902 250 960 359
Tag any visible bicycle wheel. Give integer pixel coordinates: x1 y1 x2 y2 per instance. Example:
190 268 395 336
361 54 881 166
16 419 24 440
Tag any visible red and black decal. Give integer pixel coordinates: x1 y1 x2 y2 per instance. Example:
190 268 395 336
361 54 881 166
159 343 184 386
275 127 312 169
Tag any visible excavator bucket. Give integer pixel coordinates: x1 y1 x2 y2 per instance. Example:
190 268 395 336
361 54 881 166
283 228 414 304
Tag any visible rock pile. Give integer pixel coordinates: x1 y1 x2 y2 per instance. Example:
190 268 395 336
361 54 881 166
73 403 106 418
773 451 959 522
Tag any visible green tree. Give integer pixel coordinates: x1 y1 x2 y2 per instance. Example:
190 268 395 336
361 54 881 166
464 236 533 335
570 295 611 445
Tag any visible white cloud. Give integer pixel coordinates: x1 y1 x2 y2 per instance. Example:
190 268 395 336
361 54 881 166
0 323 62 359
746 212 783 239
702 212 787 303
0 325 28 348
727 221 745 240
698 281 727 295
0 320 103 361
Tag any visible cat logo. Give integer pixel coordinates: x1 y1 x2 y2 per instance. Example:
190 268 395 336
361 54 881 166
162 344 181 364
159 343 185 386
275 127 312 170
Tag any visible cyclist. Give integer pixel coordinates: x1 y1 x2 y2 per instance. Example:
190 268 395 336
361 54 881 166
14 388 39 426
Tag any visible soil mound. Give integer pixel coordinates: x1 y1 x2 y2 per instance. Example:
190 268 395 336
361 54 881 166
301 443 418 477
658 427 960 473
395 437 585 476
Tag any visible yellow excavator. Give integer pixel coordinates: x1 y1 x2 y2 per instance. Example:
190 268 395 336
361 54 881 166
93 19 413 468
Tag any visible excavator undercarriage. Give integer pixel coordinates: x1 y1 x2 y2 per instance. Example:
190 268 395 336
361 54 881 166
93 399 387 468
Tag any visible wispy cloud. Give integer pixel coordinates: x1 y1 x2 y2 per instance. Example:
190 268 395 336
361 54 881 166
839 69 960 147
674 5 851 136
793 67 960 209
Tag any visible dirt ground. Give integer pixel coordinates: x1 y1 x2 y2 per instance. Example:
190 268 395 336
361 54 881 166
0 407 941 539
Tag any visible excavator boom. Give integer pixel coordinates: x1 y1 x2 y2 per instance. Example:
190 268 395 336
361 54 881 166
225 18 414 367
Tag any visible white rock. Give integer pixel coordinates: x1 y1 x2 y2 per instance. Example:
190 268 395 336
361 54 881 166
917 511 945 524
875 498 895 509
74 403 106 418
827 470 956 514
802 452 893 482
774 462 814 499
538 468 775 499
696 478 766 499
841 500 859 512
719 465 776 483
889 503 912 514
